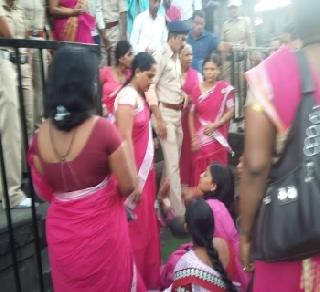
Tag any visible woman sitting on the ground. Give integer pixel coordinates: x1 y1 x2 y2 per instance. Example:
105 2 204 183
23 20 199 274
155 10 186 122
164 198 237 292
159 163 250 291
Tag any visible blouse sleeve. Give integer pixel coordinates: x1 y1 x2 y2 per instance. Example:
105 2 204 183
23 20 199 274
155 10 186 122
115 86 138 109
99 118 123 155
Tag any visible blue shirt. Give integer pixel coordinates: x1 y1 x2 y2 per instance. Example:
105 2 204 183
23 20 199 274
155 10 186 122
187 31 220 72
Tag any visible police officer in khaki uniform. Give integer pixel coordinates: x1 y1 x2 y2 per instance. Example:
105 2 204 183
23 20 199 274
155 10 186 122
18 0 49 127
222 0 255 118
146 21 189 216
101 0 128 65
0 5 31 208
2 0 34 139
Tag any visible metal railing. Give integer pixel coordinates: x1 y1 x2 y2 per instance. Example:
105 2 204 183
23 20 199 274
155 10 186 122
0 38 100 292
228 46 271 120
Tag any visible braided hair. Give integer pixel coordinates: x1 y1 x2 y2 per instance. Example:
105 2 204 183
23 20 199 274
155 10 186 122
185 199 237 292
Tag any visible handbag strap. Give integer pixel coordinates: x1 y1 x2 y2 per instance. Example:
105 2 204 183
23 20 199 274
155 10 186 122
296 50 314 95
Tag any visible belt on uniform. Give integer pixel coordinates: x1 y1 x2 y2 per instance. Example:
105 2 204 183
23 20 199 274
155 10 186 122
161 102 184 111
0 50 29 64
106 20 119 29
0 49 11 61
27 30 46 38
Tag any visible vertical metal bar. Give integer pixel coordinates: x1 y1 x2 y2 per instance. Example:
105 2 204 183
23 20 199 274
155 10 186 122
236 52 242 117
0 135 22 292
39 48 46 118
244 51 248 105
14 48 45 292
231 49 235 86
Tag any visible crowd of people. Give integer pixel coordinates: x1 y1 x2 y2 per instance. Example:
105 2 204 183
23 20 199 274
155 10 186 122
1 0 320 291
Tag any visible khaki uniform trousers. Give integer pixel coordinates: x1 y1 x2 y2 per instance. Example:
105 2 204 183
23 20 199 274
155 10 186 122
159 104 185 216
0 59 25 208
30 38 48 127
101 25 120 66
19 62 34 139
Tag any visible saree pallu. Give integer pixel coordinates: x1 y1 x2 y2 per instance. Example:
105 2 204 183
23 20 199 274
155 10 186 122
52 0 95 43
245 45 320 292
28 150 138 291
191 81 235 186
180 68 202 186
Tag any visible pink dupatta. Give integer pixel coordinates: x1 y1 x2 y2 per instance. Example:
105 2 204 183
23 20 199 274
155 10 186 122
52 0 95 43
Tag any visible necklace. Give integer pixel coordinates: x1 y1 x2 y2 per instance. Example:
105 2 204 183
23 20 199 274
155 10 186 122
49 123 77 162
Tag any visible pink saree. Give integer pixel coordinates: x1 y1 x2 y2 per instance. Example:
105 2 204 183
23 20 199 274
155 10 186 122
191 81 235 186
180 67 202 186
246 46 320 292
160 199 250 291
52 0 95 43
28 141 140 291
115 86 161 290
100 66 132 120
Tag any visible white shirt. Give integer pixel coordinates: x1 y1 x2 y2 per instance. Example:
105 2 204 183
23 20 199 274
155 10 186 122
171 0 202 20
88 0 105 36
130 10 168 55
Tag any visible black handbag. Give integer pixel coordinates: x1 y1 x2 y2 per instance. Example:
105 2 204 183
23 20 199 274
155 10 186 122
253 51 320 262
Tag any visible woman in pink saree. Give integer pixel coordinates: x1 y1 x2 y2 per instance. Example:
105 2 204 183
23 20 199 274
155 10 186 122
160 163 250 291
28 46 144 292
115 52 161 290
189 55 235 186
49 0 95 43
100 41 133 121
240 1 320 291
180 44 202 186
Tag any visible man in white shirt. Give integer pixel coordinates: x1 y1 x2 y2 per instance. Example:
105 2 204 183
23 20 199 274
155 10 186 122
88 0 107 45
130 0 168 55
171 0 202 21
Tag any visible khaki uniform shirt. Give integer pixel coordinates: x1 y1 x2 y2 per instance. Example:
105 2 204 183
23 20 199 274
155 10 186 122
146 43 183 106
1 2 27 53
17 0 46 32
102 0 127 22
223 16 255 46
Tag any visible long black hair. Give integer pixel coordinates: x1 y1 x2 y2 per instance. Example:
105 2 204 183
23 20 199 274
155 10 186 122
115 40 132 64
201 163 236 219
123 52 156 88
185 198 236 292
45 45 99 131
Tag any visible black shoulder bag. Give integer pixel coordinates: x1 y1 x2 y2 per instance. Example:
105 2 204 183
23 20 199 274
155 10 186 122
253 51 320 262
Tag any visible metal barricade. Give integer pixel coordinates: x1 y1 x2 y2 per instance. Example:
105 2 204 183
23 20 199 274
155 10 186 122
0 38 100 292
228 46 271 121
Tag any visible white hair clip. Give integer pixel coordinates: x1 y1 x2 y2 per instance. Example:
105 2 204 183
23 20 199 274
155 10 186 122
54 105 70 121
